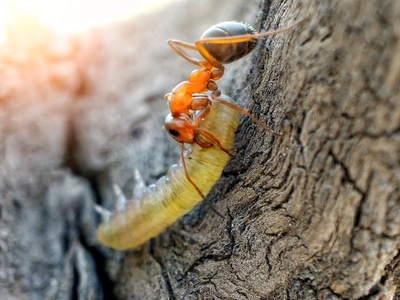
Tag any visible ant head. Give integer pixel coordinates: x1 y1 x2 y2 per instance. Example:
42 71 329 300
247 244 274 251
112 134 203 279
164 113 195 144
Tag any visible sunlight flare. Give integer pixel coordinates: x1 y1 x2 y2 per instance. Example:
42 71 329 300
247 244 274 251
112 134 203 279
0 0 179 42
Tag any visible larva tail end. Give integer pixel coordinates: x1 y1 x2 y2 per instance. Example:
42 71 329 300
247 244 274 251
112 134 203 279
94 205 112 223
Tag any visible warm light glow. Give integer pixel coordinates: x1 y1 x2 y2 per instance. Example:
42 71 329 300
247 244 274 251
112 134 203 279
0 0 180 42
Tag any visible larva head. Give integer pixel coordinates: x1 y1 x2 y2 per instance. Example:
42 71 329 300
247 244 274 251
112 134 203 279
199 21 258 64
165 113 195 144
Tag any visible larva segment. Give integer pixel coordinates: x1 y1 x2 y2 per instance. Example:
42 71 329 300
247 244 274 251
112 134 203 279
96 95 241 250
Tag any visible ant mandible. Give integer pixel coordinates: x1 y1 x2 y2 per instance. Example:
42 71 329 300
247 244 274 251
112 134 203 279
163 19 306 198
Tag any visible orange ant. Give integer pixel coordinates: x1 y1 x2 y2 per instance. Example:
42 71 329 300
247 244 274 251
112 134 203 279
164 19 306 198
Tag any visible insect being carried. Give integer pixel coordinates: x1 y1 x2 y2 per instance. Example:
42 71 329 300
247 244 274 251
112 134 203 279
96 19 306 250
97 95 241 250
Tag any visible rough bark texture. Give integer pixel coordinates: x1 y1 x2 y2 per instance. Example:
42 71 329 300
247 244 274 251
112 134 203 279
1 0 399 299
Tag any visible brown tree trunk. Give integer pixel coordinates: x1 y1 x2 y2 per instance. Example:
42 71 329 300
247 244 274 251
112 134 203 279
1 0 399 299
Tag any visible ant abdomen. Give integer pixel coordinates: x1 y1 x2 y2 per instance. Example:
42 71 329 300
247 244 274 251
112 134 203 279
199 21 258 64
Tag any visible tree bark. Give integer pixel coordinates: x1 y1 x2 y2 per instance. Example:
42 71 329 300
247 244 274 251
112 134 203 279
1 0 399 299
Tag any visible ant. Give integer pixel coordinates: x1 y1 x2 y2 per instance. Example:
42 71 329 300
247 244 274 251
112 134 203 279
163 19 306 198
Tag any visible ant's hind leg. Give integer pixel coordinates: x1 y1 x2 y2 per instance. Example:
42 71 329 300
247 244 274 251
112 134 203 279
167 39 212 69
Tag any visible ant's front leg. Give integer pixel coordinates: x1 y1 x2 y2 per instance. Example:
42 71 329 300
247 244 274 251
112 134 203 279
192 105 233 155
190 94 212 111
192 104 212 127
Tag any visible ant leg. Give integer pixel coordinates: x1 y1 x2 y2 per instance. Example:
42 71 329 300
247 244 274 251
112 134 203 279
181 144 224 218
191 105 233 154
195 128 233 155
213 97 282 136
167 39 212 69
191 94 211 111
180 143 205 199
195 41 225 77
192 104 212 125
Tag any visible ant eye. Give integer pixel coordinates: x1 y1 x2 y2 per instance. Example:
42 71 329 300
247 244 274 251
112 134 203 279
168 129 180 137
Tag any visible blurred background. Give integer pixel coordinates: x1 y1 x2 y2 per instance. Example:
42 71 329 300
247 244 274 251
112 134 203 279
0 0 183 37
0 2 259 297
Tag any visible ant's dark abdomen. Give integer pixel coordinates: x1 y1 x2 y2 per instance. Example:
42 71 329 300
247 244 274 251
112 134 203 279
200 21 258 64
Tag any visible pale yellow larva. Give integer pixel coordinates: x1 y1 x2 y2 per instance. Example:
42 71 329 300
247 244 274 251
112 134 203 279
96 95 241 250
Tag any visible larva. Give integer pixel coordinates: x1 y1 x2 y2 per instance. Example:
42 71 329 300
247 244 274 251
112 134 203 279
96 94 240 250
